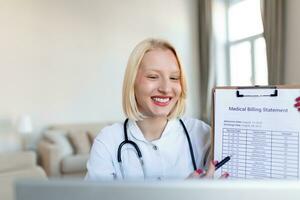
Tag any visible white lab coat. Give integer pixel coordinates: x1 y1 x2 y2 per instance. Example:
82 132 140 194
85 117 211 180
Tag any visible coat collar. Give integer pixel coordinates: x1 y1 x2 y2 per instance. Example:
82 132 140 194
127 118 177 143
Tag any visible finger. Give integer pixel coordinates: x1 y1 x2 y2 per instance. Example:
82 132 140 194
294 102 300 108
186 169 205 179
186 171 199 179
219 172 229 179
204 160 216 178
196 168 204 175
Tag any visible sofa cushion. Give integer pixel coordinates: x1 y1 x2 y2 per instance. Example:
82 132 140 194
0 166 46 200
61 154 89 174
0 151 36 173
68 131 91 154
43 130 74 156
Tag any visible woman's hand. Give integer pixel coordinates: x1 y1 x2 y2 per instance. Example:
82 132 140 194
295 97 300 111
186 160 229 179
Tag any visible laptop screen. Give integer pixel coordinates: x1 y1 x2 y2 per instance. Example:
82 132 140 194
15 179 300 200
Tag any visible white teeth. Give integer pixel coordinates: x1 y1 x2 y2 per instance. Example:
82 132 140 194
152 97 170 103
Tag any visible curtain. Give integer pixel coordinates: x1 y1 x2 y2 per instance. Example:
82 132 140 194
199 0 215 124
261 0 285 85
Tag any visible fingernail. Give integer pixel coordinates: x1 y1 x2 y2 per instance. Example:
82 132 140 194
224 172 229 178
213 160 218 165
196 169 203 174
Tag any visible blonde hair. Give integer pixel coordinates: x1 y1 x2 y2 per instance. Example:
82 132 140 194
122 38 187 121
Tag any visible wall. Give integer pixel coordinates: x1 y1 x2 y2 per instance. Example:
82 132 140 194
0 0 201 140
284 0 300 84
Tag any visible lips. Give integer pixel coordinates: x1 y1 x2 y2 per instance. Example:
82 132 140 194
151 96 171 106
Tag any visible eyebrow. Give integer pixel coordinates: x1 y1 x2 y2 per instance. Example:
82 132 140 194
144 69 180 74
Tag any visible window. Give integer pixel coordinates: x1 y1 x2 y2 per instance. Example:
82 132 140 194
227 0 268 86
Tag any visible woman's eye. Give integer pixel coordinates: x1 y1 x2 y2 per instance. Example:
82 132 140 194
170 76 180 81
147 75 158 79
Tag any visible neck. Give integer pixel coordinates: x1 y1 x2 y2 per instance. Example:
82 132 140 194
136 117 168 141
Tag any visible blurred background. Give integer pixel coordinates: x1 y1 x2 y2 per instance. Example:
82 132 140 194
0 0 299 148
1 2 300 199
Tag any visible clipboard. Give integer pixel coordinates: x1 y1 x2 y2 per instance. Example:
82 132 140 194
212 85 300 179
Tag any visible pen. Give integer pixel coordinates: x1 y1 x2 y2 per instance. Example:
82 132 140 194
199 155 231 177
215 155 231 171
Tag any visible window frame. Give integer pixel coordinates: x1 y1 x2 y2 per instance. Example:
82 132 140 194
225 0 267 86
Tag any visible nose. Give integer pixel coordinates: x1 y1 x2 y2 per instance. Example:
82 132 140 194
158 78 171 94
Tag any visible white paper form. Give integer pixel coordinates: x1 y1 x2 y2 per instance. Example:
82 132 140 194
214 88 300 179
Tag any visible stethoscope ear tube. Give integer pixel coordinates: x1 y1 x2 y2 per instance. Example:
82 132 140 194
179 119 197 171
117 118 145 179
117 119 143 163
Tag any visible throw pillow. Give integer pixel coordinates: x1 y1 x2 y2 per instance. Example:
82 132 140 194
44 130 74 156
87 131 98 144
68 131 91 154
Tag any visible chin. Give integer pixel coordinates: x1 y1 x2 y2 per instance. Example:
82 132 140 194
144 106 174 118
150 112 171 118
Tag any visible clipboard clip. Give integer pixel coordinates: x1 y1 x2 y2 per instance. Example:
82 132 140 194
236 85 278 97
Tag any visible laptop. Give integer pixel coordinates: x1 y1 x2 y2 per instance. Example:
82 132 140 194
15 179 300 200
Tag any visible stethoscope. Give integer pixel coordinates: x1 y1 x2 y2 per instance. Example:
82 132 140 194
117 118 197 179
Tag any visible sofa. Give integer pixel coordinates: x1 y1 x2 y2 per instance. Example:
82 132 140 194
37 122 113 178
0 151 47 200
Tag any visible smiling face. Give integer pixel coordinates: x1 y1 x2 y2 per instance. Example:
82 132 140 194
134 48 182 119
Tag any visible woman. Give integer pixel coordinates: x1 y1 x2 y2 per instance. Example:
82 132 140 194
86 38 220 180
86 38 300 180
